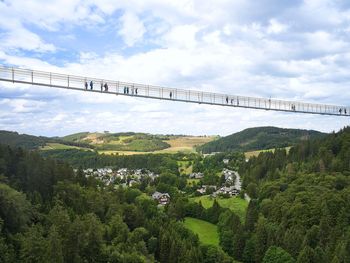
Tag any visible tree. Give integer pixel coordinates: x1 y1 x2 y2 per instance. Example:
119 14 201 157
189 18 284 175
245 199 259 232
46 226 64 263
0 183 31 232
262 246 295 263
296 246 314 263
243 235 256 263
232 225 246 261
255 217 269 263
20 224 48 263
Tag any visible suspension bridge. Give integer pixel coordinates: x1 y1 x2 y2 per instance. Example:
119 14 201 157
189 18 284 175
0 65 348 117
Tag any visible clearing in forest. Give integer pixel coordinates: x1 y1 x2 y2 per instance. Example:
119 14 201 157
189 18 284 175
183 217 219 246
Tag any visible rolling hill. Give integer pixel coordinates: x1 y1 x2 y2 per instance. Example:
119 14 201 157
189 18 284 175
0 130 215 154
196 126 326 153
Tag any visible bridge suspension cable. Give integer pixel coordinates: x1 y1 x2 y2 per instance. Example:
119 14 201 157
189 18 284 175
0 65 348 117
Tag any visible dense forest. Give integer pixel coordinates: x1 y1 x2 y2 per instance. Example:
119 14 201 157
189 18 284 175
0 144 231 262
0 126 349 262
197 126 326 153
237 127 350 263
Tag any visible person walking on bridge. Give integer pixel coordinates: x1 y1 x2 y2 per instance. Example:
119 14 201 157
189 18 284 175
104 83 108 91
90 81 93 90
85 81 88 90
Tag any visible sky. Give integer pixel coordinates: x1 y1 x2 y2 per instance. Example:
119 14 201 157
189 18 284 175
0 0 350 137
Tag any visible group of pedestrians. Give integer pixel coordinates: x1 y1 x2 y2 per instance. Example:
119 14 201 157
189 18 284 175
85 81 108 91
225 96 239 106
339 108 347 115
123 86 138 95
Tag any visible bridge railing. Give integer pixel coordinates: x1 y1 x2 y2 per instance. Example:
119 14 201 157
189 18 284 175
0 65 348 116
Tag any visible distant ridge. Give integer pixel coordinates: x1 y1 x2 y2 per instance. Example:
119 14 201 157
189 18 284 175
196 126 326 153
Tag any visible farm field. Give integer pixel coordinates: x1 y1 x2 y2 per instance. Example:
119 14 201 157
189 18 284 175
244 146 291 159
41 143 90 151
183 217 219 246
99 136 216 155
190 195 248 222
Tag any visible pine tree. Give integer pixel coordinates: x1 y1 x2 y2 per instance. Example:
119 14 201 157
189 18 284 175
46 226 64 263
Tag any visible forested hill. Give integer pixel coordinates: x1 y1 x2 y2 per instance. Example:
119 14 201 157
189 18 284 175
0 130 92 150
197 126 326 153
0 130 49 149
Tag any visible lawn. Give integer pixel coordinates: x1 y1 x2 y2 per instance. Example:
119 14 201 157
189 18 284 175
190 195 248 223
183 217 219 246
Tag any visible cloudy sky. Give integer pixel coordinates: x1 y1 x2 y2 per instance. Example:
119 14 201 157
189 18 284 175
0 0 349 137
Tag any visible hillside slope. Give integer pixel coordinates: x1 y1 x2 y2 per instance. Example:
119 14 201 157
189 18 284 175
0 131 92 150
197 126 326 153
0 130 49 150
0 130 214 154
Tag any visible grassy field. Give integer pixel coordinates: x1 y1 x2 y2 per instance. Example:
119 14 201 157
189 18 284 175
183 217 219 246
190 195 248 222
99 136 216 155
41 143 89 151
245 146 291 159
178 160 193 175
187 178 200 186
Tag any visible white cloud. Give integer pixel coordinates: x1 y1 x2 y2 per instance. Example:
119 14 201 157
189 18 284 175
0 27 56 52
0 0 350 136
118 12 146 46
267 19 288 34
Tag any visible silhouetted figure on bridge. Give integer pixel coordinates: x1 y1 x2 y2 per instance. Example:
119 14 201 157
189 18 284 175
85 81 88 90
135 88 138 95
339 108 342 114
104 83 108 91
226 96 228 104
345 109 347 114
90 81 93 90
170 91 172 99
100 83 103 92
231 98 234 104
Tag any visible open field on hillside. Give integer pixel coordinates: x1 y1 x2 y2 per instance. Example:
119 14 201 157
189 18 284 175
245 146 291 159
158 136 216 153
183 217 219 246
99 136 216 155
190 195 248 222
41 143 90 151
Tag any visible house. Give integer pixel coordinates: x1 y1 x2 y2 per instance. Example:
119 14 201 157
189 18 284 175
223 159 229 164
152 191 170 205
212 186 240 197
189 172 204 179
196 185 217 195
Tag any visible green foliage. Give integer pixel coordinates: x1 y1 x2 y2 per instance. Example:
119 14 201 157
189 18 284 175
197 126 325 153
0 183 31 232
263 246 295 263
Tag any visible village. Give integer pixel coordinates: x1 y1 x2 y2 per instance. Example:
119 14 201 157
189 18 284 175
193 168 242 198
82 167 159 187
79 163 243 207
